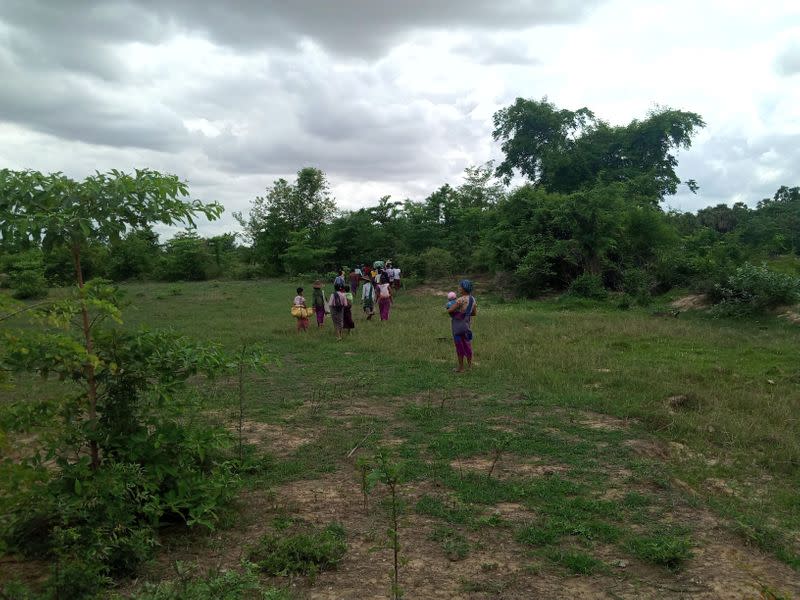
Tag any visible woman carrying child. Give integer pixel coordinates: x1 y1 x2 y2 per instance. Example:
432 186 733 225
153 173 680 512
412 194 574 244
446 280 477 373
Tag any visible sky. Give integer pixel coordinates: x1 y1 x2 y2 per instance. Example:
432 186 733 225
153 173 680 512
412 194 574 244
1 0 799 235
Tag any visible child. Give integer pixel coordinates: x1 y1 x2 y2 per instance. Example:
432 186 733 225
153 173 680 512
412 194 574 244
445 291 457 310
294 287 309 332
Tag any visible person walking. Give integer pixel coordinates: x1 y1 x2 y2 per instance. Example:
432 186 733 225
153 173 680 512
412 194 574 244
293 287 310 332
334 269 346 288
377 278 393 321
343 285 355 334
447 279 477 372
312 280 327 327
362 277 376 319
329 282 347 341
349 267 360 298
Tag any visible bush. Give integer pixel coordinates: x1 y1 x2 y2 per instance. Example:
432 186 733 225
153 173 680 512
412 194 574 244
1 328 240 597
514 248 556 297
421 247 456 279
247 522 347 576
126 566 291 600
621 268 654 306
567 273 607 300
157 232 211 281
1 250 48 299
710 263 800 317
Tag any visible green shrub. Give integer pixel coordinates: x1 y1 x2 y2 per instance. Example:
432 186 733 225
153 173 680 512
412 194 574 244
421 247 456 279
247 522 347 576
514 248 557 297
567 273 607 300
621 268 654 305
710 263 800 317
126 567 290 600
2 250 48 299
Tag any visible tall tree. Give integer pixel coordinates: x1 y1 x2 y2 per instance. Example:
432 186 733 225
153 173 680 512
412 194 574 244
493 97 705 201
236 167 336 274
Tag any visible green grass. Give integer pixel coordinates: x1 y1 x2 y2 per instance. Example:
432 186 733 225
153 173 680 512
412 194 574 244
2 278 800 592
246 522 347 576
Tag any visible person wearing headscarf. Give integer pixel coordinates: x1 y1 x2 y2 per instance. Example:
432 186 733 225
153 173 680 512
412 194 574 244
312 280 327 327
446 279 477 372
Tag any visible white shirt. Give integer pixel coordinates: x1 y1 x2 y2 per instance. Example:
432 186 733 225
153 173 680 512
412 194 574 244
394 268 401 279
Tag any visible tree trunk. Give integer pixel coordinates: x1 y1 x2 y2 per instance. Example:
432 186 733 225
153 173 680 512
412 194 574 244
72 245 100 470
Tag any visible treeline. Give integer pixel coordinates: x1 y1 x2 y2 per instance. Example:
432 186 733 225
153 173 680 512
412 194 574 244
1 98 799 306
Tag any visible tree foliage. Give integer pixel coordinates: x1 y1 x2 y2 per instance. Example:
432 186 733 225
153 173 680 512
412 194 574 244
492 97 705 200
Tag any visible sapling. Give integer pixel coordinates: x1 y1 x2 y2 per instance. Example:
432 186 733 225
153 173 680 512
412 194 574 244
355 455 371 511
487 433 513 479
368 451 405 600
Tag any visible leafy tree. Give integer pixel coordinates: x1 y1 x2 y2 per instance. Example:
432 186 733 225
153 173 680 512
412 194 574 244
281 228 334 275
0 168 222 469
159 230 212 281
493 97 705 200
106 227 160 280
236 167 336 274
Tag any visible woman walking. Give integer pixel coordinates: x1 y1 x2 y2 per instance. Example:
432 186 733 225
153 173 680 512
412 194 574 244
349 267 360 298
329 282 347 341
312 280 326 327
447 279 477 372
377 278 393 321
343 285 355 334
362 277 376 319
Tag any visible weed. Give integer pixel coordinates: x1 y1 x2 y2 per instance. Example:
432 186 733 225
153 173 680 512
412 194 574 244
548 549 606 575
247 522 347 576
429 525 470 561
625 526 693 570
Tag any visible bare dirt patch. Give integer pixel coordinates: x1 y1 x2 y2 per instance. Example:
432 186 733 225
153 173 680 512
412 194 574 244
450 455 569 480
624 438 671 460
778 309 800 324
236 420 314 456
670 294 710 310
579 411 637 431
408 286 450 297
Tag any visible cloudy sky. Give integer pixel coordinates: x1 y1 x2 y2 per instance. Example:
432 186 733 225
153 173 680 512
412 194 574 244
1 0 798 234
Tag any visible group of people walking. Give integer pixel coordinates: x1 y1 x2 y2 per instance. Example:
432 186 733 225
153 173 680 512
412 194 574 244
292 262 401 340
291 264 477 372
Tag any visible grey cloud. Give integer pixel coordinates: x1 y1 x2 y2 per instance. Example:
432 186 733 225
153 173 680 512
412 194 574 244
453 36 542 66
1 0 606 61
0 51 189 150
775 43 800 76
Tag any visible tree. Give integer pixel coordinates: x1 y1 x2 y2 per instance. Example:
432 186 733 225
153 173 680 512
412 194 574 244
236 167 336 274
0 168 222 468
492 97 705 201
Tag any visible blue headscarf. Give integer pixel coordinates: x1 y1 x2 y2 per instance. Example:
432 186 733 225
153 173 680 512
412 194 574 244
460 279 473 294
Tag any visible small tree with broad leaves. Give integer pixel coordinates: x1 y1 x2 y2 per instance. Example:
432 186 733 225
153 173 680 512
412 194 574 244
0 168 222 469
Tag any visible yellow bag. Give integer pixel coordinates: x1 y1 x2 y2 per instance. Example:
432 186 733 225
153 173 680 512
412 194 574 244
291 305 305 318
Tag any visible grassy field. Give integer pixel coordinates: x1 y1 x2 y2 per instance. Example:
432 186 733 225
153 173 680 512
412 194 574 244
2 279 800 599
